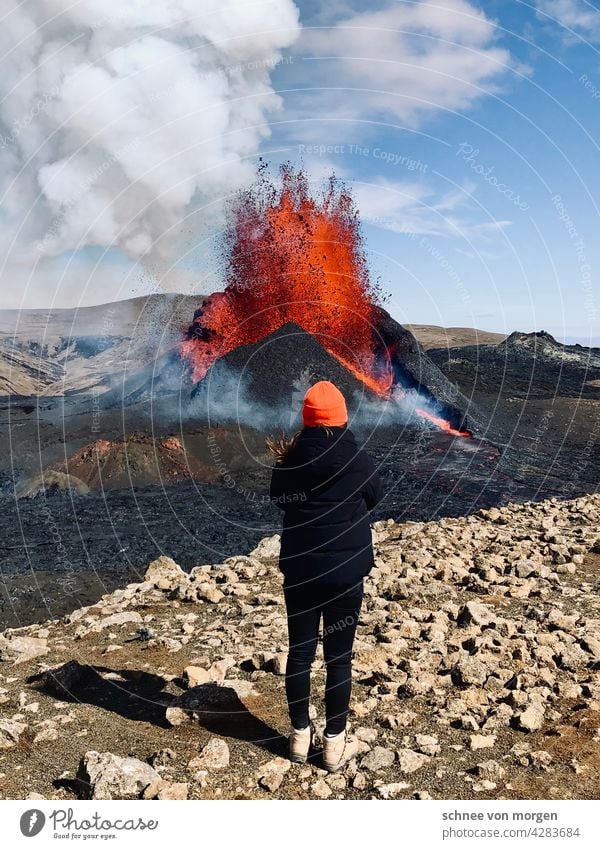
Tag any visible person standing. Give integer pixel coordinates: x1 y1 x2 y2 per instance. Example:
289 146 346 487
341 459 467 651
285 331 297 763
268 381 383 772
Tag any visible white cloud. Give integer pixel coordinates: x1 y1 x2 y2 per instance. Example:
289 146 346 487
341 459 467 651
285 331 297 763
535 0 600 43
0 0 300 306
0 252 153 310
289 0 524 128
351 175 511 240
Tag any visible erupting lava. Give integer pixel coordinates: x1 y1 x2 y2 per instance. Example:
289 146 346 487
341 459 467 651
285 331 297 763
182 163 468 436
182 163 391 392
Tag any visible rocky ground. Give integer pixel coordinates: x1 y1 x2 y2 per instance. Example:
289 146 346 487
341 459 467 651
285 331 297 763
1 494 599 801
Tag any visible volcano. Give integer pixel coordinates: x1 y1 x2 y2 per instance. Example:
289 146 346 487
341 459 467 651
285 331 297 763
183 164 476 436
195 319 480 434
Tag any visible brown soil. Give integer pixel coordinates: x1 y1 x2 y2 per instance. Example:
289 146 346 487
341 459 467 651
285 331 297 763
0 551 598 801
406 325 506 350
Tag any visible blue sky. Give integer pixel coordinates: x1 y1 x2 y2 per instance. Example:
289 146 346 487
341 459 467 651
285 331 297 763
261 0 600 342
1 0 599 343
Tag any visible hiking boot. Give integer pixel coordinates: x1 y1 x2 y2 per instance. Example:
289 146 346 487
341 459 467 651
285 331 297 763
289 725 312 764
322 729 359 773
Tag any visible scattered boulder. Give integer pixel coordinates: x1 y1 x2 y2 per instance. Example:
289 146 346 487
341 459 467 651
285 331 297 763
397 749 431 774
452 656 488 687
183 666 211 688
189 738 230 771
0 719 27 750
144 556 187 590
2 494 600 801
157 782 188 800
457 601 495 628
377 782 411 798
249 535 280 560
360 746 396 771
476 760 506 781
257 757 290 792
0 634 48 664
77 751 163 800
311 778 332 799
516 702 545 732
470 734 496 751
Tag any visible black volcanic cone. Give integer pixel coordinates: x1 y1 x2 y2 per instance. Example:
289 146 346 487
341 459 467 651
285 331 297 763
194 318 486 435
194 322 379 410
373 306 485 433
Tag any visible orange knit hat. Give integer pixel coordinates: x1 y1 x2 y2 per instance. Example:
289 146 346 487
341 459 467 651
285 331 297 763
302 381 348 427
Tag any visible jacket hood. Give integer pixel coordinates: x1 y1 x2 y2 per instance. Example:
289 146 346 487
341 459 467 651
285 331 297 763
288 426 358 481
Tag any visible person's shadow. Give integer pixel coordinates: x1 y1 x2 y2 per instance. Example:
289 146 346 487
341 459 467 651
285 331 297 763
29 660 285 756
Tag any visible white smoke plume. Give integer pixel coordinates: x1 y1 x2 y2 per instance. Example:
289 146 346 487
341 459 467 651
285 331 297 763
0 0 300 296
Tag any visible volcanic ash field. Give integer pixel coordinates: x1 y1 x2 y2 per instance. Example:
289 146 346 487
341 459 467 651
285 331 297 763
0 167 599 627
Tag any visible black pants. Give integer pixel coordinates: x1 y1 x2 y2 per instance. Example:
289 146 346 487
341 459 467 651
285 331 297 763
283 579 364 736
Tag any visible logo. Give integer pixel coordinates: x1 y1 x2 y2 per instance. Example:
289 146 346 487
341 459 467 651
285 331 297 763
20 810 46 837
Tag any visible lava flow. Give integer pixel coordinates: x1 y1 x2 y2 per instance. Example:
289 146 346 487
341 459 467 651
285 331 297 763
182 163 469 436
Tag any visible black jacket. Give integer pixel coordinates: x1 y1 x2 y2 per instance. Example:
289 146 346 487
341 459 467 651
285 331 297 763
269 426 384 587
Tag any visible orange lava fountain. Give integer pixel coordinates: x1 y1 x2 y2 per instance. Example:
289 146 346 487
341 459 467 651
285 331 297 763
182 163 468 436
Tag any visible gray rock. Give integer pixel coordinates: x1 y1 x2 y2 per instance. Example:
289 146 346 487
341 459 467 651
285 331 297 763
311 778 332 799
249 535 281 561
0 719 27 749
88 611 143 633
189 738 230 770
377 782 411 798
397 748 431 773
257 756 290 792
457 601 495 627
469 734 496 750
580 636 600 660
414 734 441 756
452 656 488 687
360 746 396 771
78 751 162 800
476 759 506 780
183 666 211 688
0 634 49 664
144 556 187 590
516 702 545 732
157 782 188 800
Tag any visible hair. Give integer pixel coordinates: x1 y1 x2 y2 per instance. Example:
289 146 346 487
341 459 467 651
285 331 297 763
266 423 336 464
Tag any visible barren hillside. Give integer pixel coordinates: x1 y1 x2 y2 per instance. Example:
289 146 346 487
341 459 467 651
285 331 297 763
1 494 599 801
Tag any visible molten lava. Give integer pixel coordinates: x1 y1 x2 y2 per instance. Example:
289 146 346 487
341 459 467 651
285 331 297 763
182 163 390 390
182 163 469 436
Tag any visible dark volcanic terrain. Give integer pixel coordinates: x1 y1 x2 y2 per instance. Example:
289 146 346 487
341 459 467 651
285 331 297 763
0 298 598 628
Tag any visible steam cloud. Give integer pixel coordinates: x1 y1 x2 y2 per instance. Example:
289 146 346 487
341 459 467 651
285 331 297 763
186 363 450 435
0 1 300 286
